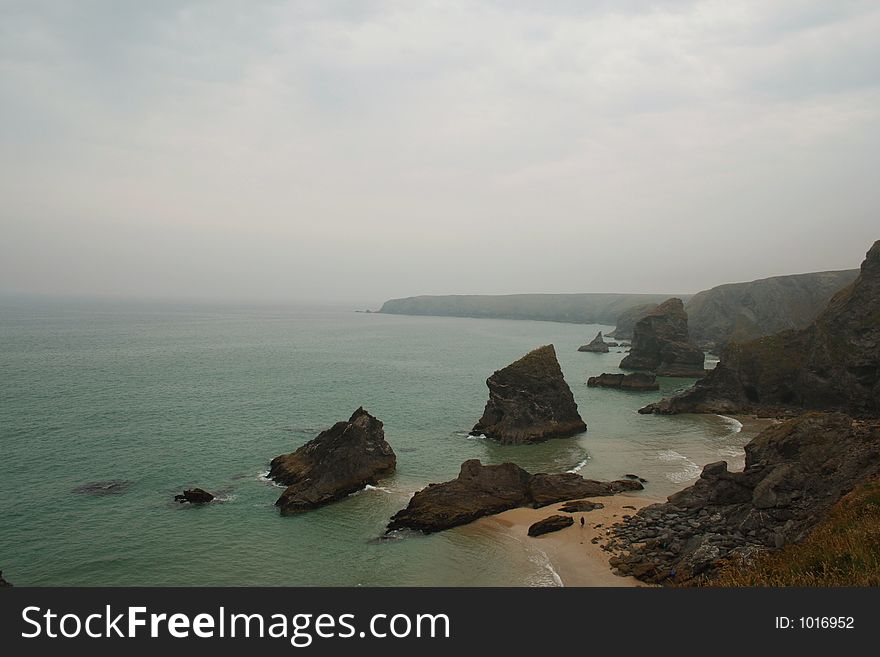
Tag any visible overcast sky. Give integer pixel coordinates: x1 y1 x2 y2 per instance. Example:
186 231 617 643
1 0 878 305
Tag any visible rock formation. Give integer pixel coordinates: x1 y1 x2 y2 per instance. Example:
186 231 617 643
587 372 659 391
558 500 605 513
609 303 658 340
71 480 132 496
174 488 215 504
641 241 880 418
528 515 574 536
605 413 880 584
270 407 396 515
618 298 705 377
470 345 587 444
578 331 609 353
386 459 642 533
0 571 11 587
685 269 859 349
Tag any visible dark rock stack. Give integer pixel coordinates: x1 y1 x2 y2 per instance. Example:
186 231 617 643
605 413 880 584
270 408 396 515
640 240 880 418
386 459 642 533
470 345 587 444
578 331 610 353
528 515 574 537
619 298 705 378
587 372 659 391
610 303 659 340
174 488 215 504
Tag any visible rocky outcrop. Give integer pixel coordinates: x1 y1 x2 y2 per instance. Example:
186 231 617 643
619 298 705 377
587 372 659 391
470 345 587 444
609 303 658 340
578 331 609 353
528 515 574 536
386 459 643 533
174 488 214 504
558 500 605 513
0 571 11 587
270 408 396 515
641 241 880 418
685 269 859 349
604 413 880 584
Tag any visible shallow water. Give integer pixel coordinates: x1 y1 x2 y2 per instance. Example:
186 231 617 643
0 299 758 586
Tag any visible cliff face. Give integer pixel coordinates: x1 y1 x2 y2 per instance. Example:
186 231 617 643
619 298 705 377
685 269 858 348
471 345 587 444
270 408 397 515
609 303 658 340
378 293 685 325
642 241 880 418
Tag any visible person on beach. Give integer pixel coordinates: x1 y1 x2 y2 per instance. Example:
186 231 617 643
580 517 585 528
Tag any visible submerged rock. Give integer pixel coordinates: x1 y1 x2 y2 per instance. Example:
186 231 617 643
174 488 215 504
587 372 659 391
578 331 610 353
386 459 642 533
71 480 132 496
270 408 396 515
471 345 587 444
640 240 880 418
619 298 705 378
528 515 574 537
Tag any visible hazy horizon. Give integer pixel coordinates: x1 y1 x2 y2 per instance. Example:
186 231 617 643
2 1 878 304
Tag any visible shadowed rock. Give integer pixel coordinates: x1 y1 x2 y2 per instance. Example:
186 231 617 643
620 298 705 378
270 408 396 515
558 500 605 513
386 459 642 533
471 345 587 444
174 488 214 504
528 515 574 537
587 372 659 391
578 331 610 353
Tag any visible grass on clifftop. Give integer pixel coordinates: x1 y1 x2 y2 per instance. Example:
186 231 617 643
712 480 880 587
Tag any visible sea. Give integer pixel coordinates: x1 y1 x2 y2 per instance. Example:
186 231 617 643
0 298 758 586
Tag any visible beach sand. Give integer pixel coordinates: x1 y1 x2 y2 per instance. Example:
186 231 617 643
465 492 664 587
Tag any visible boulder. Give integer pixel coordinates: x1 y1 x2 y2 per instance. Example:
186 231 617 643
558 500 605 513
587 372 659 391
578 331 610 353
386 459 643 533
610 303 659 340
620 298 705 378
270 407 396 515
174 488 215 504
528 515 574 537
470 345 587 444
640 241 880 418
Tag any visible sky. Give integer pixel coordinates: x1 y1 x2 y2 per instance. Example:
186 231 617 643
1 0 878 306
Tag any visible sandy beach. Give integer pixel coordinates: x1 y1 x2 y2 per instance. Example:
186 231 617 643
465 492 664 587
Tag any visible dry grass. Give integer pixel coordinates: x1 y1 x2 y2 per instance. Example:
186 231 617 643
710 480 880 587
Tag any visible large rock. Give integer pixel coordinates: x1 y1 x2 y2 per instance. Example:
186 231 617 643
587 372 659 391
174 488 215 504
641 241 880 418
470 345 587 444
605 413 880 584
386 459 643 533
609 303 659 340
619 298 705 378
528 515 574 537
685 269 859 349
578 331 610 353
270 408 396 515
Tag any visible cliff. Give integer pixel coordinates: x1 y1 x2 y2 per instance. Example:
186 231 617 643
685 269 858 348
641 241 880 418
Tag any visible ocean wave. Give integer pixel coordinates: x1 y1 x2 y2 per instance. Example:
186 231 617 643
466 433 486 440
527 548 564 587
566 456 591 473
716 414 743 433
657 450 702 483
256 470 285 489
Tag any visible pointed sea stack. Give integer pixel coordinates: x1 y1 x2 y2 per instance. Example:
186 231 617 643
619 298 705 377
640 240 880 417
270 407 396 515
578 331 610 353
470 345 586 444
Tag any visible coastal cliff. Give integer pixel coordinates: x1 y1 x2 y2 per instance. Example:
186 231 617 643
619 298 705 377
471 345 587 444
270 408 397 515
641 241 880 418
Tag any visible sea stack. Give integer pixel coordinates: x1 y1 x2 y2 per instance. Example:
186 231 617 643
640 240 880 417
270 407 396 515
386 459 642 534
578 331 610 353
470 345 587 444
619 298 705 377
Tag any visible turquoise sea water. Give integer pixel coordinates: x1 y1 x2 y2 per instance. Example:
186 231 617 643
0 299 754 586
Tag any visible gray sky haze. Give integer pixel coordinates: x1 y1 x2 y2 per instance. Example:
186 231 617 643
1 0 878 305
